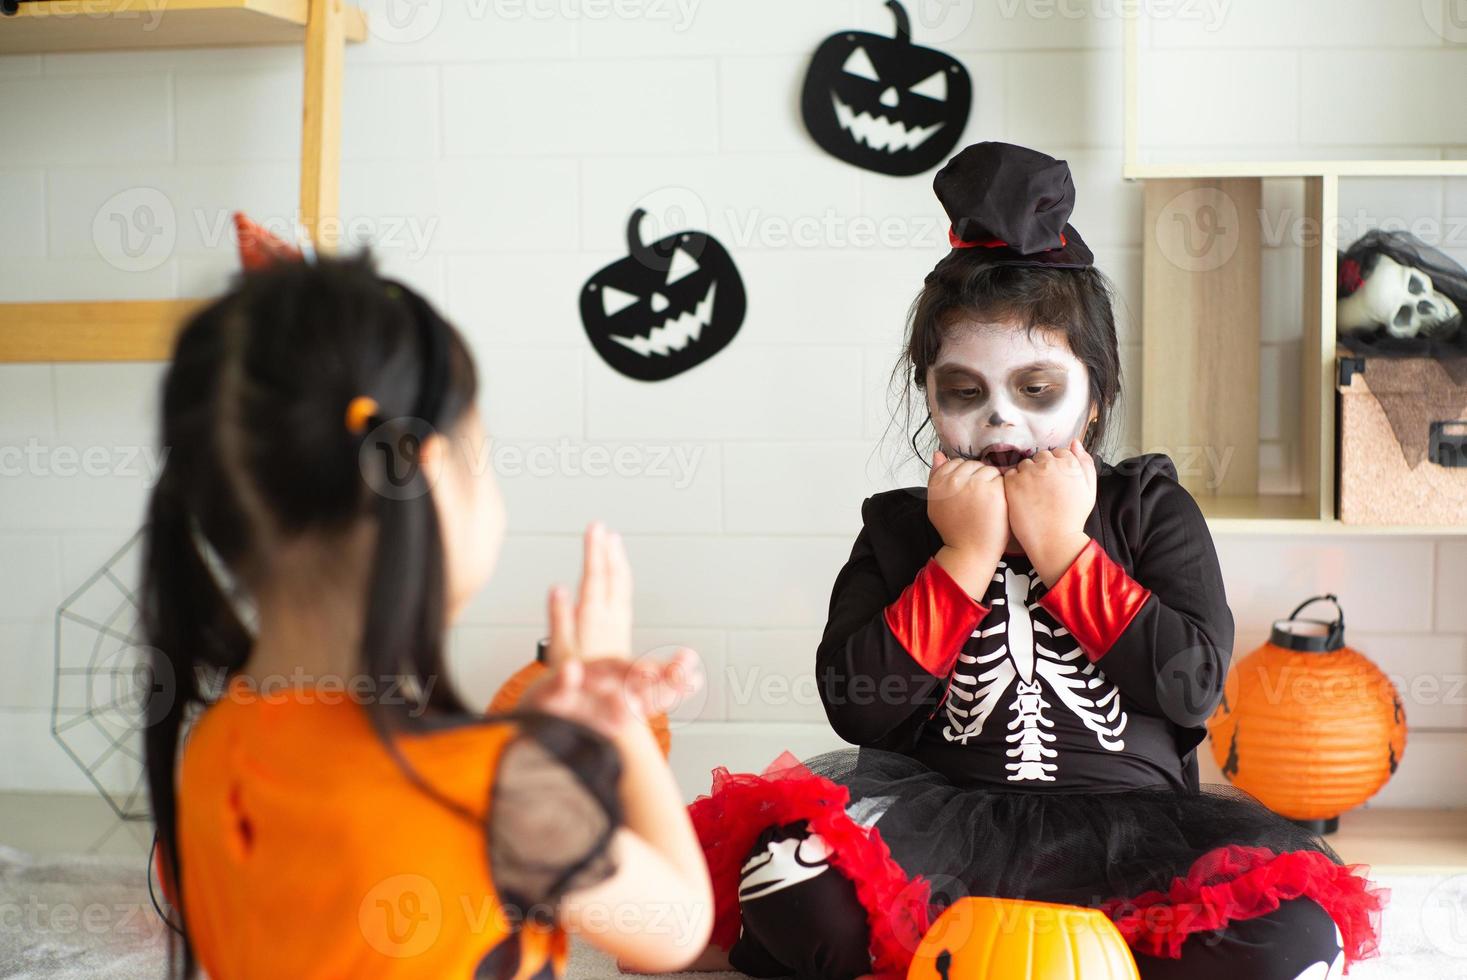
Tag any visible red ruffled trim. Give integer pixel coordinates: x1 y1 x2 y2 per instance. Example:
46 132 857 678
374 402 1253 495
687 751 931 980
1098 844 1390 974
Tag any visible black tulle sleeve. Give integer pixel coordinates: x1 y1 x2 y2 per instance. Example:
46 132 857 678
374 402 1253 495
487 713 624 921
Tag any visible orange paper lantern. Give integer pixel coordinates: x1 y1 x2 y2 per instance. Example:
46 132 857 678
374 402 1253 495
907 896 1139 980
488 641 672 758
1208 594 1406 832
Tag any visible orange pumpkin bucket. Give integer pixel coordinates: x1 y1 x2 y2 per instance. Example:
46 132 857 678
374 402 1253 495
1208 594 1406 833
907 896 1139 980
488 640 673 758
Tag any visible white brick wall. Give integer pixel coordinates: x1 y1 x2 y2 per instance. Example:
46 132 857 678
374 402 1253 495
1 0 1465 807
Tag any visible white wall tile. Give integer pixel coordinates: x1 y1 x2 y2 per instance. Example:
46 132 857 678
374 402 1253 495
444 60 718 157
731 248 933 347
0 75 172 167
175 70 301 164
1005 49 1123 150
444 253 589 350
0 620 54 711
47 164 298 261
349 0 578 63
0 170 46 259
0 54 41 77
724 629 829 723
723 442 885 535
1437 540 1467 633
1140 50 1298 148
624 535 853 629
1219 537 1437 636
0 258 176 303
0 365 56 447
1145 0 1304 48
579 0 857 58
1354 631 1467 731
585 344 865 441
1362 731 1467 808
345 65 441 161
854 0 1124 50
343 157 580 254
496 438 722 534
477 347 585 440
718 56 814 154
0 535 62 624
1302 51 1467 147
579 152 863 254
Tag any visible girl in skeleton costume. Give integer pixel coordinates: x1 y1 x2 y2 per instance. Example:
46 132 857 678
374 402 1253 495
683 144 1388 980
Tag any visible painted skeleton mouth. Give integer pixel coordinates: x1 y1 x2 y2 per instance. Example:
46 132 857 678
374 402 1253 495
610 282 717 358
831 92 944 154
980 444 1036 468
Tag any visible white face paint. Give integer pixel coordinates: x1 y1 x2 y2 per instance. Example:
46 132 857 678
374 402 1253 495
925 318 1094 472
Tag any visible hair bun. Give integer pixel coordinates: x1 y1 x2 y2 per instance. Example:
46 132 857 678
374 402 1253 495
932 141 1094 270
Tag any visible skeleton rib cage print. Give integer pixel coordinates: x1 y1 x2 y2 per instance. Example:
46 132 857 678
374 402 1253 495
940 554 1128 783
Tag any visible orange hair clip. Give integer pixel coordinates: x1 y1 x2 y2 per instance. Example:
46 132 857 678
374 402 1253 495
344 396 379 435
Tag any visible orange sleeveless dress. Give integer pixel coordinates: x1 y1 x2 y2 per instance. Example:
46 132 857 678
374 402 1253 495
175 677 618 979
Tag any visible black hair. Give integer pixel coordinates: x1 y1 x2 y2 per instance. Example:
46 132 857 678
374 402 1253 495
890 249 1124 465
139 253 484 977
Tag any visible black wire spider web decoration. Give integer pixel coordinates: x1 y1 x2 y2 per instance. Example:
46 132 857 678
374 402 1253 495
52 528 155 822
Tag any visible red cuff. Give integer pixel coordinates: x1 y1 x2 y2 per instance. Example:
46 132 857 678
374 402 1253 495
883 558 990 676
1037 537 1151 663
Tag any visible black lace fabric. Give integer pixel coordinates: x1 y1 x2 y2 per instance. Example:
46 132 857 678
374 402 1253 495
487 714 624 924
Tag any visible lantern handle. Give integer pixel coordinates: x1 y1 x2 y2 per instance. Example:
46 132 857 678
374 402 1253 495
1286 593 1345 647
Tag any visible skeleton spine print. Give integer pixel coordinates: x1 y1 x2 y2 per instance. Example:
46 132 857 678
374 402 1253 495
942 557 1129 782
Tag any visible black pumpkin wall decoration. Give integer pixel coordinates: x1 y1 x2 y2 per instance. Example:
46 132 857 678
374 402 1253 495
580 209 747 382
801 0 972 177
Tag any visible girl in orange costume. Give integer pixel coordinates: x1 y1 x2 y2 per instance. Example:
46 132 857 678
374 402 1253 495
142 254 712 978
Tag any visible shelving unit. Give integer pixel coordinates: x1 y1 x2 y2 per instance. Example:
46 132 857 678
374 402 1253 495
1122 17 1467 536
0 0 366 53
0 0 367 362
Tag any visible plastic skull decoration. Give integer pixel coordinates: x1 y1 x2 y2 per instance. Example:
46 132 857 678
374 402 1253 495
1338 252 1460 339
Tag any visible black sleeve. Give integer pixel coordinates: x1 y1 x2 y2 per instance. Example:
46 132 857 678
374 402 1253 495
487 713 624 922
1039 465 1234 740
815 514 989 752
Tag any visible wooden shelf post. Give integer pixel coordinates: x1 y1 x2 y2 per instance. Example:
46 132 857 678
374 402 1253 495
1141 177 1263 501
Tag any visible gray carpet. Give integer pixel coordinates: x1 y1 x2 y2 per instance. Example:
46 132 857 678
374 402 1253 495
2 845 1463 979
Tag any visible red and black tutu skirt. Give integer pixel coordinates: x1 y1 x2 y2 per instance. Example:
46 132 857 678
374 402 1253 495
688 747 1388 979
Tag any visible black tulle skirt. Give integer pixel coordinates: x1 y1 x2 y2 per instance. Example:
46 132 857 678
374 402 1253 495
689 747 1388 978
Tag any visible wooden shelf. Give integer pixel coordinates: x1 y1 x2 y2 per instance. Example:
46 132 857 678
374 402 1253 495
0 0 367 54
1124 160 1467 181
0 299 202 362
1 0 360 362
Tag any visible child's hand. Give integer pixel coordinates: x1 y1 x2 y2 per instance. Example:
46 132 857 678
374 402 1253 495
1004 437 1097 584
927 449 1008 565
546 522 633 662
525 649 702 742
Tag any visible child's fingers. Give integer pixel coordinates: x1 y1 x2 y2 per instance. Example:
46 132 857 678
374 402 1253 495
667 647 703 693
581 522 606 603
545 586 576 665
933 449 948 469
607 529 633 606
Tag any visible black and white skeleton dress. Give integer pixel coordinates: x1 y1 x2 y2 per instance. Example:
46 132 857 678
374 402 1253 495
688 453 1387 980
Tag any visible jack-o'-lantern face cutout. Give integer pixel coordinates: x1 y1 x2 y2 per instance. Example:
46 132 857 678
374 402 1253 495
580 209 747 382
801 0 972 176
